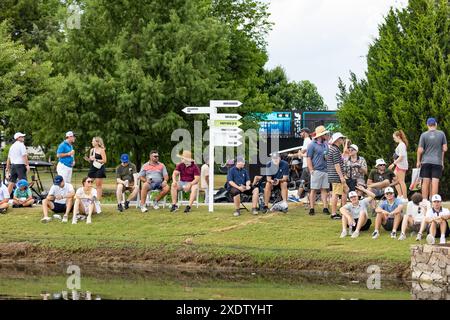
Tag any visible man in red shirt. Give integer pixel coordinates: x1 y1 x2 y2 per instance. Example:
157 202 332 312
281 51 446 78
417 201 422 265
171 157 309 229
170 150 200 213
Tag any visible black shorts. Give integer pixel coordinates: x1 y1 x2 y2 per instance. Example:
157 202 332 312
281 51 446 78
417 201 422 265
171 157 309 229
10 164 27 183
352 218 372 231
52 202 67 213
229 186 257 198
420 163 443 179
426 221 450 238
88 165 107 179
382 216 403 231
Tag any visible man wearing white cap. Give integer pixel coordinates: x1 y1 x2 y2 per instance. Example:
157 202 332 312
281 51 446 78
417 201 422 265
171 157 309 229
6 132 30 195
419 194 449 244
56 131 76 184
367 159 397 198
372 187 404 239
339 186 375 238
327 132 348 220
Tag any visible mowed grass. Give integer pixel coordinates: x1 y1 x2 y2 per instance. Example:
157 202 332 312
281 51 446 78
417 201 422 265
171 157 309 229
0 202 415 268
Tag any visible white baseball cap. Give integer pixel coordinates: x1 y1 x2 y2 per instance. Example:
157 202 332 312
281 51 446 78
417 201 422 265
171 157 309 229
375 159 386 167
431 194 442 202
384 187 395 194
65 131 75 138
330 132 345 144
14 132 26 140
349 144 359 152
348 191 358 198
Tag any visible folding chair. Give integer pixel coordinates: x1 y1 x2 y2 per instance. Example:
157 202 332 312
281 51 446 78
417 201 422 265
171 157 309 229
136 181 167 208
177 188 200 208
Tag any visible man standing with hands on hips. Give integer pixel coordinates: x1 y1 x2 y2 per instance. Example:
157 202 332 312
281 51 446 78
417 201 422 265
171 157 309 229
6 132 30 195
56 131 76 184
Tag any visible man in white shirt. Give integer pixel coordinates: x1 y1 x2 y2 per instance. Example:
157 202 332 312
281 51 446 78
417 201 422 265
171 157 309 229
0 179 10 214
6 132 30 195
41 175 75 223
398 192 430 241
419 194 449 244
297 128 312 201
200 159 209 204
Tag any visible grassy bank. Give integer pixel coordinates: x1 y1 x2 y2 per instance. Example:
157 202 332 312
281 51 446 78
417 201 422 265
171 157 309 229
0 203 414 277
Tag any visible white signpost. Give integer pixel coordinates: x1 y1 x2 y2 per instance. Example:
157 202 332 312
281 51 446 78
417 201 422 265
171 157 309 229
183 100 242 212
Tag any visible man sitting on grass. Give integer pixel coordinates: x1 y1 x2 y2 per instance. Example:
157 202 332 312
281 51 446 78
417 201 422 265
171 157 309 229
419 194 450 245
398 192 430 241
12 179 34 208
367 159 397 198
0 177 10 214
41 175 75 223
227 156 260 217
372 187 404 239
339 185 375 238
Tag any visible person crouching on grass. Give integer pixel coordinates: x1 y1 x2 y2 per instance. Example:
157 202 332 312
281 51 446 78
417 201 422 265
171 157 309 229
0 176 10 214
339 186 375 238
72 177 99 224
372 187 404 239
419 194 450 245
41 175 75 223
398 192 430 241
12 179 34 208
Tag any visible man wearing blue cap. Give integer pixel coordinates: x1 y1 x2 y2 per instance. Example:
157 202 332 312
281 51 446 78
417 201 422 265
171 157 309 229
115 154 138 212
12 179 34 208
416 118 448 200
41 175 75 223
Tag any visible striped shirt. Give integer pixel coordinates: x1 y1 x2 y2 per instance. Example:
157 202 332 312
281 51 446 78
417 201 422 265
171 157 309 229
327 144 343 183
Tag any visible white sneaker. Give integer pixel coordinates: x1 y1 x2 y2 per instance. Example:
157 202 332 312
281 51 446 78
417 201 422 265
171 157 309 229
40 217 51 223
141 206 148 213
62 216 68 223
86 215 92 224
426 234 435 245
390 231 397 239
440 237 446 244
398 233 406 241
152 200 160 210
372 230 380 239
72 218 77 225
416 233 422 241
52 214 62 220
351 230 360 238
340 230 347 238
94 200 102 214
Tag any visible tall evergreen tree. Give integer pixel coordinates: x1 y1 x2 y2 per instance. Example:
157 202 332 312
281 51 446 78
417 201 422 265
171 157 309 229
338 0 450 195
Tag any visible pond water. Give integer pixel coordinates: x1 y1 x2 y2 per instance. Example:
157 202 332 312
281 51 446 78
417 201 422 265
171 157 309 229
0 264 447 300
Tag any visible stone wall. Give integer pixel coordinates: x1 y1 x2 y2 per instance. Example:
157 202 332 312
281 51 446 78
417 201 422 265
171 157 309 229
411 244 450 284
412 282 449 300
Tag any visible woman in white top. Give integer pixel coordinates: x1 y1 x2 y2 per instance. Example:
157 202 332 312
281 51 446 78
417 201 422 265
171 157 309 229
72 177 99 224
389 130 408 199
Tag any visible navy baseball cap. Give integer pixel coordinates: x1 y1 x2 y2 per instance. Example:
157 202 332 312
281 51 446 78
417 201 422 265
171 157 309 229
427 118 437 126
53 175 64 185
120 154 129 163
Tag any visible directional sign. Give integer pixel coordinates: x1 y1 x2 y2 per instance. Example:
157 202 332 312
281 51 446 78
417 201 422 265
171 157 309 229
210 100 242 108
216 132 242 140
214 133 242 147
213 120 242 127
182 107 211 114
211 113 242 121
212 127 243 134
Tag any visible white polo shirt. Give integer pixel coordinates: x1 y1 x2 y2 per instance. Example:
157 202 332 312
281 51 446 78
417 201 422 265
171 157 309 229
406 200 430 223
426 207 450 219
48 183 74 205
8 141 27 164
0 184 10 201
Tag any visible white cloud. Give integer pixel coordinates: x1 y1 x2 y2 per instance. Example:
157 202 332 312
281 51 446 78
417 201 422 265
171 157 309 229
265 0 408 110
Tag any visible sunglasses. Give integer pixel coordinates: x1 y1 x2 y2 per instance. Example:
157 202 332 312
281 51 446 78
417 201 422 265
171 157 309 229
385 192 394 195
152 155 159 158
378 164 386 166
86 180 93 184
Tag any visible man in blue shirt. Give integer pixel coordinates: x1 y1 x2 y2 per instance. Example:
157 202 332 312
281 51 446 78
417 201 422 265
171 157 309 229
261 153 289 213
227 156 259 217
373 187 404 239
56 131 76 184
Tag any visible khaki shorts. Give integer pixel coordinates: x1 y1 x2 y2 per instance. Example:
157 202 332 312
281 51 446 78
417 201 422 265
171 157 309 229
332 183 344 196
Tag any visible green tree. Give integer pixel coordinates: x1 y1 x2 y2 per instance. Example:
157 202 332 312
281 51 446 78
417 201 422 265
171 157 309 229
261 66 326 110
337 0 450 196
27 0 272 168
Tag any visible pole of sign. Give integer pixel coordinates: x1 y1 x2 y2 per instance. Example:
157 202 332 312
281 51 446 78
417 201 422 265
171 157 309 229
208 102 216 213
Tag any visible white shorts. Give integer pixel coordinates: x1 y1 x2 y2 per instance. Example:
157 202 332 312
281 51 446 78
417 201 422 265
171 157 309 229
57 162 73 184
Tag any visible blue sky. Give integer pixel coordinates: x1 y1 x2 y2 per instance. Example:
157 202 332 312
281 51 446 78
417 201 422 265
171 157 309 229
264 0 408 110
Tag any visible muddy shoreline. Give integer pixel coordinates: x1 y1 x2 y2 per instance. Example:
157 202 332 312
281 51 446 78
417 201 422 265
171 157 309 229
0 242 411 280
